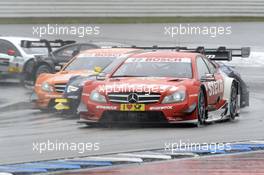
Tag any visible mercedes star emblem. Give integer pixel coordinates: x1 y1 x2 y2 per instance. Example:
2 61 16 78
127 93 139 103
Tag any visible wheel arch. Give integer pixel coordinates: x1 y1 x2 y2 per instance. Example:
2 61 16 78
22 58 35 73
34 61 54 73
33 61 55 82
21 58 36 82
223 76 239 101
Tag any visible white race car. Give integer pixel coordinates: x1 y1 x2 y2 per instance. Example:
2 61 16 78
0 36 49 81
0 36 71 84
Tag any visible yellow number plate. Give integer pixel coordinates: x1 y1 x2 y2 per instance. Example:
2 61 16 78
120 104 145 111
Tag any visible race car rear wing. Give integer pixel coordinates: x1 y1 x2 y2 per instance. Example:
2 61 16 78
196 46 250 61
21 39 76 53
124 46 250 61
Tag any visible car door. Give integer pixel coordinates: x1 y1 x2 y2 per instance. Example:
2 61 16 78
0 40 11 70
0 39 23 72
0 39 21 56
0 53 11 72
196 56 223 105
203 57 225 105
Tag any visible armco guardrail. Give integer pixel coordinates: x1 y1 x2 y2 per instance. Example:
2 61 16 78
0 0 264 18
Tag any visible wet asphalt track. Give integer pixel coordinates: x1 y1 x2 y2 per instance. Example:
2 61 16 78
0 23 264 165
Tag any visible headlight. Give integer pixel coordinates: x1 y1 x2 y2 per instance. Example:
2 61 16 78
90 90 106 103
162 90 186 104
41 82 53 92
67 85 79 93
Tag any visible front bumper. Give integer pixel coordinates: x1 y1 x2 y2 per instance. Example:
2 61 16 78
0 66 22 80
54 98 80 112
8 66 22 73
32 91 62 109
80 100 198 124
55 89 82 112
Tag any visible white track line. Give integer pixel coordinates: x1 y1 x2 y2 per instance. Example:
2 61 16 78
249 140 264 144
118 153 172 160
80 156 143 163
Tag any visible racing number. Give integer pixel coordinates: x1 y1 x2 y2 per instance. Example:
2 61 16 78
206 79 224 97
197 56 224 105
205 74 224 105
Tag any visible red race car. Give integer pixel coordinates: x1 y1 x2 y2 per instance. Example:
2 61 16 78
79 47 250 126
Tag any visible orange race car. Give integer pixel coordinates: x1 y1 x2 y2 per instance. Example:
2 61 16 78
31 48 138 111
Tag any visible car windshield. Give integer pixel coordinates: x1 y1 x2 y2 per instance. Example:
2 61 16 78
101 57 126 74
65 56 115 71
112 57 193 78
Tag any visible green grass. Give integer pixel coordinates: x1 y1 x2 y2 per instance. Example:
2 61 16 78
0 17 264 24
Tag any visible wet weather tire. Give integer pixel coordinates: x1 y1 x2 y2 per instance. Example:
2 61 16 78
229 83 238 121
197 89 207 127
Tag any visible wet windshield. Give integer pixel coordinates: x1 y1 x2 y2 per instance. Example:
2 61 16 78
65 56 115 71
112 57 193 78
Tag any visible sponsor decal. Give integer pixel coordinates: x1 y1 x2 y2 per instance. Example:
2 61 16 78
82 93 90 97
206 79 224 96
96 105 117 110
46 94 62 98
126 57 191 63
78 53 122 57
149 106 173 110
206 55 216 59
169 86 178 91
120 104 145 111
67 95 78 99
53 74 74 80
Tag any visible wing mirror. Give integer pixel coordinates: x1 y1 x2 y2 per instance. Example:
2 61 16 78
55 63 67 72
201 73 215 82
96 72 107 81
55 66 62 71
72 50 79 57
